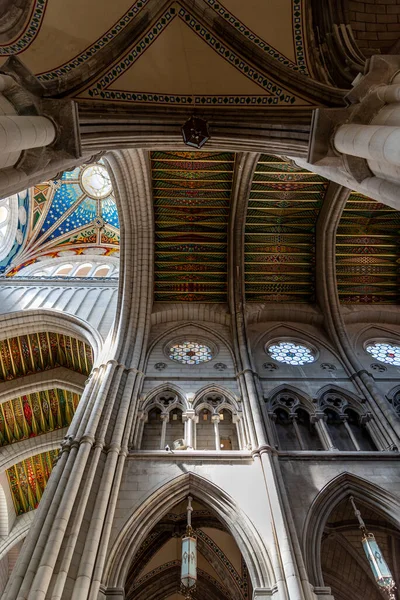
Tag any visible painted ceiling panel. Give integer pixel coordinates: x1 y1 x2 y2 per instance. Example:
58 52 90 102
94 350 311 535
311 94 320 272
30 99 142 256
0 332 93 382
5 161 119 277
152 151 234 302
336 193 400 304
0 389 80 447
7 449 59 515
244 155 327 303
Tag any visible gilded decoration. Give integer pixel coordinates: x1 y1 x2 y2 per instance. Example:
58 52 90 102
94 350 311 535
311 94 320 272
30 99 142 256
5 162 119 276
152 151 234 302
7 450 59 514
0 332 93 381
0 389 80 447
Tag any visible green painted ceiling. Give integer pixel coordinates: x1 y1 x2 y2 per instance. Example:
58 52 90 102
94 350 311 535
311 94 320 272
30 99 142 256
152 151 235 302
244 155 327 303
336 192 400 304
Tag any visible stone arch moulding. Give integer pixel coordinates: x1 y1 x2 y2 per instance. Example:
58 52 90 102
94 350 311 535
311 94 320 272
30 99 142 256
266 383 314 412
192 384 240 411
145 321 237 371
104 472 274 595
253 322 344 367
302 472 400 587
353 324 400 355
315 384 364 408
141 382 188 412
0 308 103 363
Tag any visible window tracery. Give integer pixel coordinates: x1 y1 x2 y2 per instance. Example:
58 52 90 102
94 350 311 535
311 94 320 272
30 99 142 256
365 342 400 366
169 341 212 365
266 341 316 366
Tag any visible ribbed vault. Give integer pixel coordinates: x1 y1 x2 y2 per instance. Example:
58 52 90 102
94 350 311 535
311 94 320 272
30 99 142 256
124 498 251 600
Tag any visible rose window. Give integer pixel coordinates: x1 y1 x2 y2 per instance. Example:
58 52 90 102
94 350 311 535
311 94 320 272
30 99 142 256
267 341 315 366
80 163 112 199
169 342 212 365
365 342 400 366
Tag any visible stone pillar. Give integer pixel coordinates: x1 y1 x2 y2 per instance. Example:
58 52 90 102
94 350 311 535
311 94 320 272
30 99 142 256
183 410 195 450
211 415 221 451
313 414 335 451
3 149 154 600
159 414 169 450
0 57 84 200
300 55 400 210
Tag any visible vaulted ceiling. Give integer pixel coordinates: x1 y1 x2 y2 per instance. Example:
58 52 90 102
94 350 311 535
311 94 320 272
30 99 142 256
0 388 80 447
336 192 400 304
7 449 59 515
152 151 234 302
0 332 93 382
125 498 251 600
245 155 327 303
0 0 344 108
4 161 119 276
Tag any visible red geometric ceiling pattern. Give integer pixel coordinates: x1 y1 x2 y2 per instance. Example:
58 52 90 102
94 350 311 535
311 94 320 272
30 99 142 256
336 192 400 304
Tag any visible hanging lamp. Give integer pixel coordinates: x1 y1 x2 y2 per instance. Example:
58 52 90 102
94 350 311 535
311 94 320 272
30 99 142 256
180 495 197 598
350 496 396 600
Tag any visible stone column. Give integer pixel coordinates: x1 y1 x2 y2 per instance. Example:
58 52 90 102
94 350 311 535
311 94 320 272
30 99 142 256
4 150 154 600
159 414 169 450
343 417 360 451
183 410 195 450
297 56 400 210
229 152 314 600
312 415 334 451
0 58 85 201
211 415 221 451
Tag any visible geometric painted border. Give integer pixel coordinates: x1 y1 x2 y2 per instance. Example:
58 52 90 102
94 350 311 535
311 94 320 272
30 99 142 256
206 0 309 74
0 0 47 55
86 4 300 105
37 0 150 81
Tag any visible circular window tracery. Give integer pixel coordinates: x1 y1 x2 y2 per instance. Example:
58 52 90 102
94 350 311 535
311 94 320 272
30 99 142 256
80 164 112 199
365 342 400 366
267 341 316 366
169 341 212 365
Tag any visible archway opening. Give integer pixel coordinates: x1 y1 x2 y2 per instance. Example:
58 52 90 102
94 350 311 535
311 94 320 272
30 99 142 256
321 497 400 600
124 497 252 600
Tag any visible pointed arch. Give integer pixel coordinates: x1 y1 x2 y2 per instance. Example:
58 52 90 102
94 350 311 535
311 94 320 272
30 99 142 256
193 384 240 409
145 321 237 369
302 472 400 586
267 384 313 409
142 382 188 411
0 309 102 362
254 322 343 366
104 472 274 593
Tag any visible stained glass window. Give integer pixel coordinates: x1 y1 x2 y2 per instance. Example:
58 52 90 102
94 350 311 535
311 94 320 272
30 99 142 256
267 341 315 366
169 342 212 365
365 342 400 366
80 163 112 199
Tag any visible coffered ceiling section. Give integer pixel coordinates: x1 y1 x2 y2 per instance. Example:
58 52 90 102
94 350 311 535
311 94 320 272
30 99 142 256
1 0 312 106
152 151 234 302
245 155 327 303
336 192 400 304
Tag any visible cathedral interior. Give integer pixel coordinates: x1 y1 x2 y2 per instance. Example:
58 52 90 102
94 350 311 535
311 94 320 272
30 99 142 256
0 1 399 599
